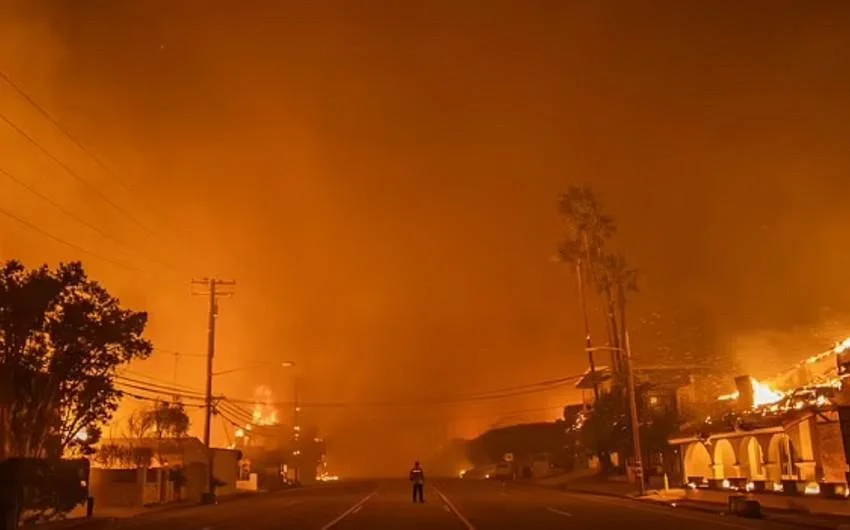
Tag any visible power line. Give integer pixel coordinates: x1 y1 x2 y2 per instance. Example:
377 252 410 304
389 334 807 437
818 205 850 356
352 405 568 425
220 374 581 409
118 369 204 391
115 375 205 397
0 205 138 271
217 400 256 423
0 70 182 236
0 108 161 242
115 381 206 402
122 391 206 408
153 347 206 358
0 165 121 245
0 69 134 195
0 164 178 275
444 376 580 399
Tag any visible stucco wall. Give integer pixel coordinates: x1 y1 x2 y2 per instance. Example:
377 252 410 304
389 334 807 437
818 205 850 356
90 468 144 508
816 419 847 483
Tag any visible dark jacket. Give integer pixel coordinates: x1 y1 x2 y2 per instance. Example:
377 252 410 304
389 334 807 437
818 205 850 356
409 467 425 484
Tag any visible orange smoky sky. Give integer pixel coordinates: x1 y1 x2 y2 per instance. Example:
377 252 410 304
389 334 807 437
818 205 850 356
2 1 850 475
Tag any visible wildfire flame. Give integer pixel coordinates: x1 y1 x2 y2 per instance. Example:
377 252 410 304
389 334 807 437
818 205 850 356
716 377 784 408
252 385 279 426
752 379 784 406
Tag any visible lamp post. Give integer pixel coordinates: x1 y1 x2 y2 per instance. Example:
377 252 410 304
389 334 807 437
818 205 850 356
587 334 645 496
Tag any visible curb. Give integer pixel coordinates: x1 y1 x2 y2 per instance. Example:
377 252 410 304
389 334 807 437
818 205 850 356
564 487 844 530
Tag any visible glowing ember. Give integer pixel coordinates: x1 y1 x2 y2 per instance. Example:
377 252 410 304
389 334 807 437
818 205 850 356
804 483 820 495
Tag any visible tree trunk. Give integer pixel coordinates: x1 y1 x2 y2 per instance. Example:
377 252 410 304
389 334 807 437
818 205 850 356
617 281 628 367
604 288 622 380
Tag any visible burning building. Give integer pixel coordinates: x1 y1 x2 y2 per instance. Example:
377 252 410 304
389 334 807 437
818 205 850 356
668 337 850 493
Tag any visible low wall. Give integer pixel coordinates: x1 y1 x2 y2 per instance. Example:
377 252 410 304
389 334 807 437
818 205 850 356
237 474 259 492
90 469 144 508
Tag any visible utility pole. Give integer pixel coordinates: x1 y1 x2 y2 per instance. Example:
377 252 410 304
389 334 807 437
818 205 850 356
576 259 608 474
192 277 235 504
624 331 645 496
575 261 600 403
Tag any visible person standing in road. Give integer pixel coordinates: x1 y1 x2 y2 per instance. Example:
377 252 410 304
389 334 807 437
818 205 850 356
409 461 425 503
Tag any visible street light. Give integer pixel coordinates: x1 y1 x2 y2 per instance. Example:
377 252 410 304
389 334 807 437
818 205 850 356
212 360 295 377
586 334 645 496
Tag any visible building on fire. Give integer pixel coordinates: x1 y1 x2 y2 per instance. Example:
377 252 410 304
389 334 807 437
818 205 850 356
669 352 850 493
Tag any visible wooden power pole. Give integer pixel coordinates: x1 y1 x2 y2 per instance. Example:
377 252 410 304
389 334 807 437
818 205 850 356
192 277 235 504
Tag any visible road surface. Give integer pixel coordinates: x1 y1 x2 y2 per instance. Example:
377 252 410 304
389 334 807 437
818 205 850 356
110 479 811 530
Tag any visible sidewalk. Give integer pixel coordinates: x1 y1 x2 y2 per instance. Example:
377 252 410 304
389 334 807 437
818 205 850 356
553 474 850 530
24 490 265 530
558 474 642 497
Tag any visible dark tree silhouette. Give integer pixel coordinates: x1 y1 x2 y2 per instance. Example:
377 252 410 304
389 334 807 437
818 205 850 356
0 260 152 459
558 185 635 375
572 383 677 467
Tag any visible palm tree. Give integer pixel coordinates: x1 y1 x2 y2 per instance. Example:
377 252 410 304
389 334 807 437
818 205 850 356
557 185 617 473
597 252 639 375
557 186 618 378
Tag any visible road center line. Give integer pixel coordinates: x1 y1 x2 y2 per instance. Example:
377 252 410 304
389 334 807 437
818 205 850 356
547 508 572 517
319 490 377 530
434 487 476 530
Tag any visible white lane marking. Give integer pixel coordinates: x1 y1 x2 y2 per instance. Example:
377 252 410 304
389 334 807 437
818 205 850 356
434 487 475 530
562 492 757 530
443 505 451 512
547 508 572 517
319 490 377 530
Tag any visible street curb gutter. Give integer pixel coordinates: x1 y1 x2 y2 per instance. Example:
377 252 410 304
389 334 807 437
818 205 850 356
560 487 841 530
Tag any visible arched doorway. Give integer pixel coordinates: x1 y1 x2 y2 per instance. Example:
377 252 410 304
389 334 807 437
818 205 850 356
713 439 738 479
684 442 712 481
768 434 798 480
738 437 764 479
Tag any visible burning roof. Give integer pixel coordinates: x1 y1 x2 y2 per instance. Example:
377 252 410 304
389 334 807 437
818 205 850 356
672 337 850 440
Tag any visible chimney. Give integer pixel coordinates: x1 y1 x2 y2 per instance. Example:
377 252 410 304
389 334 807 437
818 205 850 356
735 375 754 409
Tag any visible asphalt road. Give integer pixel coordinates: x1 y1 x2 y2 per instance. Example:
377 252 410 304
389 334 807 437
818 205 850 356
108 479 815 530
